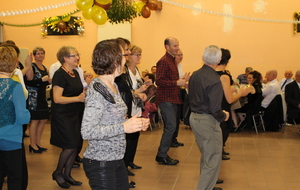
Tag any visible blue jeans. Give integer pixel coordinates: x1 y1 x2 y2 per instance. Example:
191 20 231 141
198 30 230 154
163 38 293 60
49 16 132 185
157 102 178 157
83 158 128 190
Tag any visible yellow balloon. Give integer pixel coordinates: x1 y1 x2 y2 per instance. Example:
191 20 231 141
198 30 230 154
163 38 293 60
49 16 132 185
82 7 93 20
50 16 60 24
62 15 71 22
76 0 93 11
95 0 112 5
132 2 146 12
91 6 108 25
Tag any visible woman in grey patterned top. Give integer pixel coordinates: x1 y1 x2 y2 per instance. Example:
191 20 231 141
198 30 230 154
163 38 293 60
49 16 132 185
81 39 149 190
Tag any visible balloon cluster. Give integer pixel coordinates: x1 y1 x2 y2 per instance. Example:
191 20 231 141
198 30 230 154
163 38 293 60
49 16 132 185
76 0 112 25
132 0 162 18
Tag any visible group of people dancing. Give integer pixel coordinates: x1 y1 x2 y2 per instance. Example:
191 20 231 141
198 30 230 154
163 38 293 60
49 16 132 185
2 36 298 190
0 37 153 190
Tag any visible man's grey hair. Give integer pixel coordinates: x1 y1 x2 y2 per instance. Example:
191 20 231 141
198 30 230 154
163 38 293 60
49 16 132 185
202 45 222 65
295 70 300 76
245 67 253 72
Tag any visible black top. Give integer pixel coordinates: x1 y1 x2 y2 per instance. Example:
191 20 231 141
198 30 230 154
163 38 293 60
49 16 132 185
216 70 234 112
189 64 226 122
115 73 133 118
50 68 84 149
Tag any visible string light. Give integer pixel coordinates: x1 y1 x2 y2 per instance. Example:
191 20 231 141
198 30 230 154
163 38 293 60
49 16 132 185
0 0 75 17
158 0 300 24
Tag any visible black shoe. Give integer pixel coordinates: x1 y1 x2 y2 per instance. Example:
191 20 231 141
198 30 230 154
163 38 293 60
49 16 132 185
75 156 83 163
176 141 184 146
36 145 48 151
213 187 223 190
127 169 135 176
65 179 82 186
129 181 136 188
216 179 224 184
72 162 80 168
29 145 42 153
170 142 178 147
167 155 179 163
52 173 70 189
222 150 229 155
222 155 230 160
128 162 142 169
155 156 178 165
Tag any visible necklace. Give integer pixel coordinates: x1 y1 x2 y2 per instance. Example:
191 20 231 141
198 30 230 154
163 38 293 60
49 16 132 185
62 66 75 77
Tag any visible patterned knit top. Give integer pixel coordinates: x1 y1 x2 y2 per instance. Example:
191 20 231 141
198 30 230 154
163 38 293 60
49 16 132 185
81 77 127 161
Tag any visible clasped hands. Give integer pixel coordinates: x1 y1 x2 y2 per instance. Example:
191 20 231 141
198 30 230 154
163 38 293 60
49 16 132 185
177 72 190 88
124 114 150 133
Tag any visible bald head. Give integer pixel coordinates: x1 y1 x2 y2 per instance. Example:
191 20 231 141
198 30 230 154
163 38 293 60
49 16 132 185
175 49 183 65
284 70 293 79
164 37 179 56
265 70 277 82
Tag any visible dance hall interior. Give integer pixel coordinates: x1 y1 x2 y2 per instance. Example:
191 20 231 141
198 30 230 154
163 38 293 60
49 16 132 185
1 0 300 190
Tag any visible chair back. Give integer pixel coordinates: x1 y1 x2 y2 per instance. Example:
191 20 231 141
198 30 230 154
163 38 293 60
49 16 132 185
264 94 284 131
246 95 264 116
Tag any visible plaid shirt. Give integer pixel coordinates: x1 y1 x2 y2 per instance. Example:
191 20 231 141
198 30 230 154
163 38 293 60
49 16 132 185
156 52 182 105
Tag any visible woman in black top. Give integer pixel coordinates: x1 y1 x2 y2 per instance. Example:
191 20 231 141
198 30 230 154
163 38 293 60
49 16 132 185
235 71 263 113
50 46 85 189
216 48 250 159
25 47 49 153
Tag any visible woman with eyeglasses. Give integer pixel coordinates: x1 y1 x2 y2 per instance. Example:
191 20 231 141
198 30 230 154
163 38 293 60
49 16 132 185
50 46 85 189
25 47 49 154
121 45 148 176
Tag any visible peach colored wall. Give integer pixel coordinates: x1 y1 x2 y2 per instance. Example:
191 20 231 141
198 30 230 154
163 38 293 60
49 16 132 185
131 0 300 80
1 0 300 80
0 0 98 73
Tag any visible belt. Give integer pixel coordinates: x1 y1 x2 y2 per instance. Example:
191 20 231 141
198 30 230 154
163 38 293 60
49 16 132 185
192 111 211 114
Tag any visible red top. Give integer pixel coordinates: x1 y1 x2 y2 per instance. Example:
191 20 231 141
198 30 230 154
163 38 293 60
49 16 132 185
156 52 182 105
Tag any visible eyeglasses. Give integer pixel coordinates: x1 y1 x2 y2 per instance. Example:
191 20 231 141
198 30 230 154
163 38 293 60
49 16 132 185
68 54 80 58
132 54 141 57
35 52 45 55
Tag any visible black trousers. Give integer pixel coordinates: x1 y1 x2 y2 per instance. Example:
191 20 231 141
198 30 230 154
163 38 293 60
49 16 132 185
123 132 140 167
172 104 181 142
220 114 232 146
83 158 128 190
0 147 26 190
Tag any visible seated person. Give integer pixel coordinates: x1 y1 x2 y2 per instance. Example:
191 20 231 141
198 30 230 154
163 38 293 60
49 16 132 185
143 73 157 102
279 70 293 92
236 71 263 113
235 71 263 127
142 73 157 118
261 70 281 110
285 70 300 123
261 70 283 131
237 67 253 84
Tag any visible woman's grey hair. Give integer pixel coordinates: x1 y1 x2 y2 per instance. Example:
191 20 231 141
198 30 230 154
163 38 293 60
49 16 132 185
202 45 221 65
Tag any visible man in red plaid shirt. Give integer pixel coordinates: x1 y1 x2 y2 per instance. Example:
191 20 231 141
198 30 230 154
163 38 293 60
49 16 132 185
155 37 188 165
